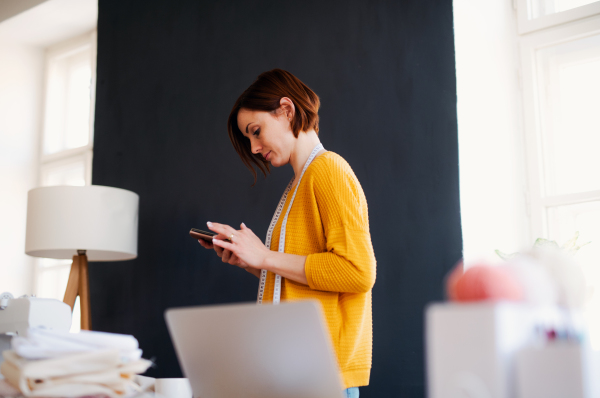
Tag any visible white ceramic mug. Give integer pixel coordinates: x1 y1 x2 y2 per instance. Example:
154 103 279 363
155 378 193 398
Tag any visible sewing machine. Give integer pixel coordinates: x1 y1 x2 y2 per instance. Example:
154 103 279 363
0 292 71 377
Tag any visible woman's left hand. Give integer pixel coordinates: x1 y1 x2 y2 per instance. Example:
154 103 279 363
207 221 271 269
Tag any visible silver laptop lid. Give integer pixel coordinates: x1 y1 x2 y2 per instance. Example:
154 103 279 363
165 300 344 398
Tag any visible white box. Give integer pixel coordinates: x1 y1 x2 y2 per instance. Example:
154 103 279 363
425 302 551 398
515 344 600 398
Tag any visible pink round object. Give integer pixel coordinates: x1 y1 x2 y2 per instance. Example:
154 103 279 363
451 265 523 302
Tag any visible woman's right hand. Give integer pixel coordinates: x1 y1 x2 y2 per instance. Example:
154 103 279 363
198 238 248 269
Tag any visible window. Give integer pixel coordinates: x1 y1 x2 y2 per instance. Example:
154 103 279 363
529 0 599 18
518 3 600 346
35 31 97 333
517 0 600 33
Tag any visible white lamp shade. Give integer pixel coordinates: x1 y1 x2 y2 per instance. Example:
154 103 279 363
25 185 139 261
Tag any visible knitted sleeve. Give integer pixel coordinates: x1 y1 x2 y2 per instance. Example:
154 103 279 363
304 155 376 293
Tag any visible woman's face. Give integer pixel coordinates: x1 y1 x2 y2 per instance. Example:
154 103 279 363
237 107 296 168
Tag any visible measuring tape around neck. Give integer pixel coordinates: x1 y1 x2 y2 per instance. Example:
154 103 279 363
257 143 325 305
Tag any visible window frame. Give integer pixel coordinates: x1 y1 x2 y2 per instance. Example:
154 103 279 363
517 0 600 34
519 13 600 240
38 31 97 185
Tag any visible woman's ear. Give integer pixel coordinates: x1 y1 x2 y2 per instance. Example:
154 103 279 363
279 97 295 120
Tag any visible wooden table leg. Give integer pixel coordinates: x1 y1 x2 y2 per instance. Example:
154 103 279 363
63 255 80 311
79 252 91 330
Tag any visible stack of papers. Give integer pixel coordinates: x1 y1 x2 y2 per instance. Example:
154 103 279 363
0 328 152 397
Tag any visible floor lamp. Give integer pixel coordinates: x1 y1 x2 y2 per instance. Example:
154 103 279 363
25 185 139 330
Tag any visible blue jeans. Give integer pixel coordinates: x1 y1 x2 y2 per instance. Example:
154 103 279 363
344 387 359 398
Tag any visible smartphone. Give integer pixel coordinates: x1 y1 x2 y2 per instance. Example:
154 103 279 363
189 228 231 242
190 228 216 242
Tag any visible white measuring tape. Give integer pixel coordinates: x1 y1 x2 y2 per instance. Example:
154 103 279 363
257 143 325 305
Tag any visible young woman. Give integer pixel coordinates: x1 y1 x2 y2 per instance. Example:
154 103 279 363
198 69 376 398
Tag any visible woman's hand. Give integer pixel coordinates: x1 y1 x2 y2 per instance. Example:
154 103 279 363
197 233 248 270
203 221 308 284
207 221 271 270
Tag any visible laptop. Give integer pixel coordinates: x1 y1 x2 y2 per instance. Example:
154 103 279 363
165 300 345 398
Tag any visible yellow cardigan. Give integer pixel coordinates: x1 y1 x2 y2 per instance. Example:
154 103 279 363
262 151 376 389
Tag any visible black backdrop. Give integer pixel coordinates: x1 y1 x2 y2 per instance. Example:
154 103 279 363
91 1 462 396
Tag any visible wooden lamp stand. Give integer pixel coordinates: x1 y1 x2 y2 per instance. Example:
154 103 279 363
63 250 91 330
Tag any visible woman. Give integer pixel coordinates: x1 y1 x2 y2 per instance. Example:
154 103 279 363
198 69 376 398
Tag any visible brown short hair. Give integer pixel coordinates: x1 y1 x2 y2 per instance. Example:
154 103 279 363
227 69 320 183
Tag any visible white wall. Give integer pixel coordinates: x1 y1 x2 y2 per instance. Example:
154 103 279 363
0 40 44 296
453 0 530 265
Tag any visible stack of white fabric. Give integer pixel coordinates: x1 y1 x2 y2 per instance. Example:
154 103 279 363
0 328 152 397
